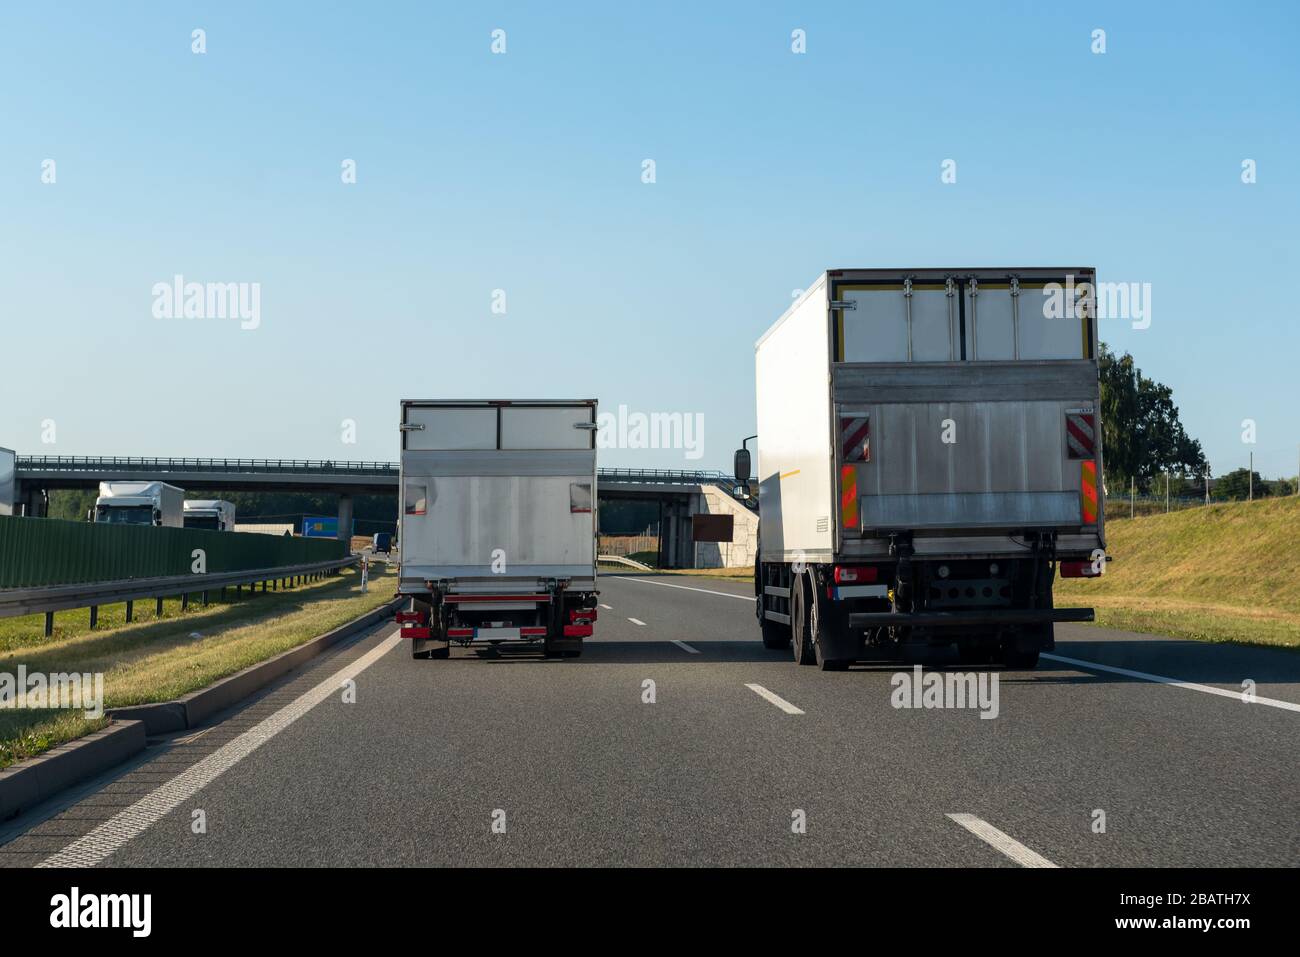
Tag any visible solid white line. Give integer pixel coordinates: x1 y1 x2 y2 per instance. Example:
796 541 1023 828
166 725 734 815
946 814 1058 868
1042 653 1300 713
745 683 804 715
38 632 404 868
599 603 612 610
670 639 700 654
624 577 755 601
627 617 646 626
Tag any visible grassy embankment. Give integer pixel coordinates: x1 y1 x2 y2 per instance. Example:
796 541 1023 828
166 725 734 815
0 564 395 769
1056 496 1300 649
609 497 1300 642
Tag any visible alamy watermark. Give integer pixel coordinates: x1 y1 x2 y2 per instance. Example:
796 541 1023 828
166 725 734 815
0 665 104 718
1042 273 1151 330
152 274 260 330
890 665 999 719
597 404 704 460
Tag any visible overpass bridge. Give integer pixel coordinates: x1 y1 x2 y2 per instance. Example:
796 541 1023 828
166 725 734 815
13 456 754 569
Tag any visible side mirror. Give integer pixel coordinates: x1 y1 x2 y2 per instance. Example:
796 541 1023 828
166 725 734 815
733 448 751 483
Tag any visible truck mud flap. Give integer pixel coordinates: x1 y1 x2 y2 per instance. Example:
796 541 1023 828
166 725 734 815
848 607 1093 628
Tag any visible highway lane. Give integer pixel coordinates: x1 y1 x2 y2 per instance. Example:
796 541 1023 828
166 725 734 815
1 573 1297 867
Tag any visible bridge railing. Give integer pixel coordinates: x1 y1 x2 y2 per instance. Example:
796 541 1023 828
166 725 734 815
16 456 735 486
17 456 398 474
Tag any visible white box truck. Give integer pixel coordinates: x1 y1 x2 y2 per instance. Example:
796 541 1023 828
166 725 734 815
93 481 185 527
396 400 600 659
739 268 1105 670
183 499 237 531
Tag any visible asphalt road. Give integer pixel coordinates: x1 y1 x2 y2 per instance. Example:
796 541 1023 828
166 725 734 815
2 573 1297 867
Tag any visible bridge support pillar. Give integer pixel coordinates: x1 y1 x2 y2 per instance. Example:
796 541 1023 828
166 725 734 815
337 494 353 544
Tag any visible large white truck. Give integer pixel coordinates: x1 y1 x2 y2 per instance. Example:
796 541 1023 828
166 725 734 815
739 268 1105 670
183 499 237 531
396 400 600 659
93 481 185 527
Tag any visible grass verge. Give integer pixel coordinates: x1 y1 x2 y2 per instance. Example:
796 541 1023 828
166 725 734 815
1 564 395 769
1056 496 1300 649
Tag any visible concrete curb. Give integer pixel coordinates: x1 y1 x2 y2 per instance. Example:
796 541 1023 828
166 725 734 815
0 720 146 822
0 594 404 822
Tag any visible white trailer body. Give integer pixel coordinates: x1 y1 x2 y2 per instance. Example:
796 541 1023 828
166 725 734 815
746 267 1105 670
397 399 599 659
94 481 185 528
183 499 237 531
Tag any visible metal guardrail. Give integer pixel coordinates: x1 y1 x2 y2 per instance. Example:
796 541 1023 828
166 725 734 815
0 556 359 628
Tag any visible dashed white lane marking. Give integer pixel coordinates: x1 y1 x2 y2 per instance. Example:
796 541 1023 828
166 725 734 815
624 577 755 601
38 632 404 868
670 639 700 654
627 617 646 626
599 603 612 610
946 814 1058 868
1042 653 1300 713
744 683 804 715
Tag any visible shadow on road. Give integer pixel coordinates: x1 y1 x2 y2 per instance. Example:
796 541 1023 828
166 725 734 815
432 636 1300 687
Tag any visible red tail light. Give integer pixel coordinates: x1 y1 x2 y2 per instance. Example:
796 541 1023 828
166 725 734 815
1060 560 1102 578
834 565 878 584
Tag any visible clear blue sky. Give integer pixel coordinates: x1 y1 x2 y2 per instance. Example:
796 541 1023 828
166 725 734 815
2 1 1296 477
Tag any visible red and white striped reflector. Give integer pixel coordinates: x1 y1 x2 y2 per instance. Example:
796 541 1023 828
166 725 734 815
520 627 548 636
840 415 870 463
446 628 474 638
1066 412 1096 460
1060 560 1102 578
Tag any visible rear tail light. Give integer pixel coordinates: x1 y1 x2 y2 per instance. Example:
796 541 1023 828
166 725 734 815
834 565 878 584
570 608 597 622
1060 560 1102 578
563 624 593 638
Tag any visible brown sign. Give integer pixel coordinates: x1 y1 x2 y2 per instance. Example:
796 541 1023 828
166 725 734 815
692 513 734 543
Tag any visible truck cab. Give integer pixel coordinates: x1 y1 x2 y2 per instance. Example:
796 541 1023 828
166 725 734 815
93 481 185 528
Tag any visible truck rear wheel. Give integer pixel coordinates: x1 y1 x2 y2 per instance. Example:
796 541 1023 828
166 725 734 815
790 575 816 666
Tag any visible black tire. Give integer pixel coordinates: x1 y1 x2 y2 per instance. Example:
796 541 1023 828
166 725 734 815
808 579 849 671
790 574 816 666
428 646 450 660
411 648 430 660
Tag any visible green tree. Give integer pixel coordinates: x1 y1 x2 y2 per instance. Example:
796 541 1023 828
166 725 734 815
1098 343 1207 493
1216 468 1269 501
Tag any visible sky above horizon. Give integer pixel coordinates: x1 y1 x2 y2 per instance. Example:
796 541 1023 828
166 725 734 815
2 1 1297 478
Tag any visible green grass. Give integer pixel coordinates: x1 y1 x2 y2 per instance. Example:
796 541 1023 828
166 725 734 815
0 564 395 769
1056 496 1300 649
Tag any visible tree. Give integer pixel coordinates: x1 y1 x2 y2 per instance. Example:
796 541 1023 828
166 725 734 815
1097 343 1207 493
1216 468 1268 501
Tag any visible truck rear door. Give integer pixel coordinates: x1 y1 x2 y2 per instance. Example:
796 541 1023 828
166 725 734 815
830 273 1103 558
399 401 597 587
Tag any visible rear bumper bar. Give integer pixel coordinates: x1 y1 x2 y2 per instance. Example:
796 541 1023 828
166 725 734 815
848 607 1094 628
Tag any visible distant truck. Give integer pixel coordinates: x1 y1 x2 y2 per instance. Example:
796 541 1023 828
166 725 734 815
397 399 599 659
93 481 184 527
740 268 1105 671
372 531 392 553
183 499 237 531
